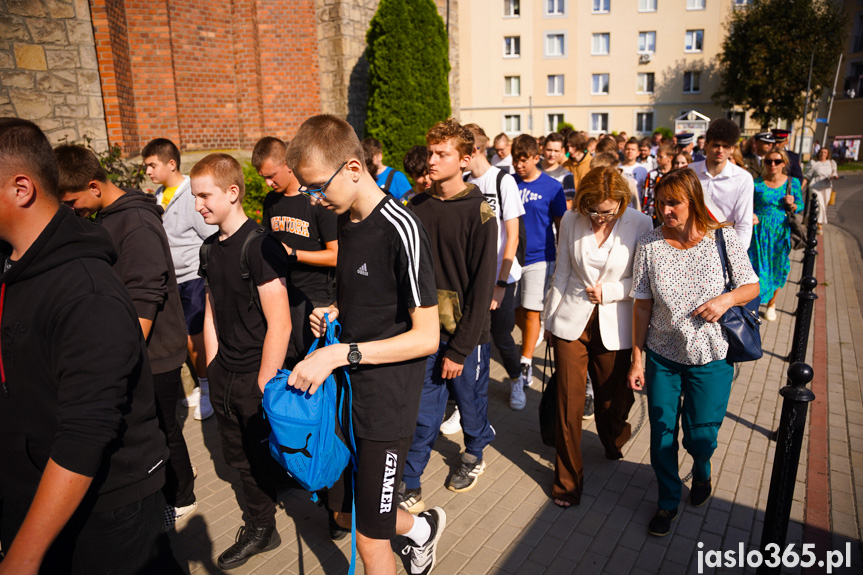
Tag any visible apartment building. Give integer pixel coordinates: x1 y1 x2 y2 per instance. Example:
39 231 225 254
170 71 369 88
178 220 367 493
458 0 753 138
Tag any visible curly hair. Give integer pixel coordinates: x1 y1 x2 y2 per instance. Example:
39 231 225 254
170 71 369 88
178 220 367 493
426 118 474 158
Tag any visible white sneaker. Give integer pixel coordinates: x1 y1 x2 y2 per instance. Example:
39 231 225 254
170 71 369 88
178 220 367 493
765 306 777 322
510 378 526 410
163 501 197 531
194 381 213 420
182 386 200 408
439 407 462 435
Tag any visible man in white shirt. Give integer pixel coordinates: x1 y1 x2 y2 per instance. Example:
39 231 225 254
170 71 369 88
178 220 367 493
491 133 514 174
620 138 649 201
689 119 755 250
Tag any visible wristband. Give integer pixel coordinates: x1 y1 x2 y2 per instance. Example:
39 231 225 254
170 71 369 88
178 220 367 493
496 280 508 288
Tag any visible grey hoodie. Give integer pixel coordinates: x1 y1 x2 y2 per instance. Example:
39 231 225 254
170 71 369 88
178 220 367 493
159 175 218 284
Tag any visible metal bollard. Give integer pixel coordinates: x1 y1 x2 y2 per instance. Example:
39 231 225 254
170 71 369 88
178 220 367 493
758 362 816 575
801 192 819 279
788 276 819 364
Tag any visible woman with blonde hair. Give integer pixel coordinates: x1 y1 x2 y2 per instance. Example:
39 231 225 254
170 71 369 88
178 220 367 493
628 169 758 536
803 146 837 233
543 167 653 508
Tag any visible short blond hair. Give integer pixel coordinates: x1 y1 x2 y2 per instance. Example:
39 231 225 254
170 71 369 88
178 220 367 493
574 167 631 219
190 153 245 200
286 114 365 173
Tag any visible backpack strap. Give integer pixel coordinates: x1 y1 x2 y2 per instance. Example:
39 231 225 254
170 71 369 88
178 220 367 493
382 169 396 194
495 168 506 218
199 233 218 288
240 226 270 315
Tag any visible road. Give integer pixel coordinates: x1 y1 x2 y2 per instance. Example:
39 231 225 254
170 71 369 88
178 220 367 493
831 172 863 254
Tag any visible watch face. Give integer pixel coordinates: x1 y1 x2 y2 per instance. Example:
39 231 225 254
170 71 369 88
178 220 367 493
348 350 362 364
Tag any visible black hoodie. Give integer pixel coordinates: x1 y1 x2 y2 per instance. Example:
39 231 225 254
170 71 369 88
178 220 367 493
97 189 187 374
0 207 167 529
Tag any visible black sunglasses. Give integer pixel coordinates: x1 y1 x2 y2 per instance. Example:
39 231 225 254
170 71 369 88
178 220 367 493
764 159 785 166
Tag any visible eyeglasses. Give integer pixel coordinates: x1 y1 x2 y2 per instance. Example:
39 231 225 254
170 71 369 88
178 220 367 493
764 159 785 166
585 206 621 219
298 161 347 200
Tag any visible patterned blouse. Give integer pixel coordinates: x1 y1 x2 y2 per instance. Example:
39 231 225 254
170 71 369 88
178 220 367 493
630 226 759 365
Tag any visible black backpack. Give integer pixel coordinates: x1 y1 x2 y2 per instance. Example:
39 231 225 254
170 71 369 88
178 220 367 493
199 226 269 315
467 169 527 267
380 169 396 195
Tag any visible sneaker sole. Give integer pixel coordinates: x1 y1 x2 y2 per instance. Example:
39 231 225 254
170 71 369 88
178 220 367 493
173 502 198 529
446 460 486 493
690 490 712 508
217 530 282 571
426 507 447 574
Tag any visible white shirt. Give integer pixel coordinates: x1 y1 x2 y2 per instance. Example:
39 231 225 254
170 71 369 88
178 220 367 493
491 153 514 174
467 166 526 283
689 160 755 250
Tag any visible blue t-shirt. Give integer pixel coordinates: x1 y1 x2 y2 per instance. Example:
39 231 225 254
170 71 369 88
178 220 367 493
516 172 567 265
376 167 413 200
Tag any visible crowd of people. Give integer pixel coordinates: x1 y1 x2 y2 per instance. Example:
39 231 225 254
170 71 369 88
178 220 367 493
0 113 832 574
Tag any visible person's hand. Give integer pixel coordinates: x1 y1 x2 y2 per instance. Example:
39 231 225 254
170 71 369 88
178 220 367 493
627 362 645 391
441 357 464 379
544 329 553 343
585 284 603 305
753 214 760 226
490 285 505 311
287 344 344 395
692 292 735 323
309 306 338 338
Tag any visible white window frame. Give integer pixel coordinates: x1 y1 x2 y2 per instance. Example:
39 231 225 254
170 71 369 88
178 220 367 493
638 0 657 12
685 30 704 53
504 0 520 18
637 72 655 94
547 74 565 96
591 0 610 14
591 33 610 56
683 71 701 94
635 110 655 134
734 0 750 6
589 111 609 134
547 113 565 133
545 0 566 17
544 32 567 58
504 76 521 97
504 36 521 58
686 0 706 10
638 31 656 53
503 114 522 135
591 74 610 95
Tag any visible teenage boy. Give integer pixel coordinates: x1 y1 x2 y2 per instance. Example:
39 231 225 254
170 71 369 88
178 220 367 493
403 144 432 202
252 136 338 366
0 118 180 574
191 153 292 570
562 131 592 187
636 137 657 172
689 119 755 250
512 134 567 404
361 137 413 200
284 114 444 575
55 144 198 529
620 137 649 206
540 132 569 183
143 138 217 421
643 142 675 226
491 133 514 174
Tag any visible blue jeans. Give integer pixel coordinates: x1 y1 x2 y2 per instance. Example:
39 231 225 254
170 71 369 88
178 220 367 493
403 342 495 490
645 350 733 510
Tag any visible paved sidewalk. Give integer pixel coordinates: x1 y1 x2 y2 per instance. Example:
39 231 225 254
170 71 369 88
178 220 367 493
169 224 863 574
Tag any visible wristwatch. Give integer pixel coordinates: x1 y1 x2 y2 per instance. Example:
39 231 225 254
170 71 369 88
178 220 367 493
496 280 508 288
347 343 362 371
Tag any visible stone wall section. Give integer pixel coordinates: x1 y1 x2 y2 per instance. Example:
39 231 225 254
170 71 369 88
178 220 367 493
0 0 109 150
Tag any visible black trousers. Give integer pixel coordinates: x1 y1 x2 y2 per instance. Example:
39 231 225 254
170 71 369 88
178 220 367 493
490 282 521 380
208 360 283 528
152 367 195 507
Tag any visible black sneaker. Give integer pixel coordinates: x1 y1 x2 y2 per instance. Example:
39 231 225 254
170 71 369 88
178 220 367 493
690 479 712 507
583 394 595 421
328 509 349 541
217 523 281 570
398 481 425 513
648 507 678 537
396 507 447 575
446 453 486 493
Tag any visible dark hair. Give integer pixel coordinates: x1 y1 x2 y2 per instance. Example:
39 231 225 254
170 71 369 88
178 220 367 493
705 118 741 146
54 144 107 194
0 118 59 199
361 137 382 173
251 137 288 170
286 114 365 173
511 133 539 159
567 131 588 151
595 137 619 155
590 152 621 169
614 134 626 144
639 137 651 148
625 137 640 147
403 145 429 179
544 132 565 146
141 138 181 169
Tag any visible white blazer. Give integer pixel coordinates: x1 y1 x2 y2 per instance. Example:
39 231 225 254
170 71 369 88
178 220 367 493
542 207 653 350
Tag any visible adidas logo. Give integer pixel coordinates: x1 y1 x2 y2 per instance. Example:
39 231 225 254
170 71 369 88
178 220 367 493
357 263 369 276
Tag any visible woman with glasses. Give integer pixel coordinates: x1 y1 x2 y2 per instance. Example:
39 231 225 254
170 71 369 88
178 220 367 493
542 167 653 508
748 149 803 321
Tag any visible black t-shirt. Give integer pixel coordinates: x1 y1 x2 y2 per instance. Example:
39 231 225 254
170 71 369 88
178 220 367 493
336 196 437 441
262 192 337 304
199 218 289 372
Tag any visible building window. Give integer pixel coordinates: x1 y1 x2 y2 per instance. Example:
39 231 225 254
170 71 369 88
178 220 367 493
546 0 565 16
545 33 566 57
591 74 610 95
504 0 520 17
687 0 705 9
504 76 521 97
504 36 521 57
636 112 654 133
590 113 609 133
592 33 610 55
683 71 701 93
685 30 704 52
638 31 656 53
548 114 565 133
547 74 565 96
726 110 746 129
592 0 610 13
734 0 750 5
637 72 655 94
639 0 657 11
504 114 521 133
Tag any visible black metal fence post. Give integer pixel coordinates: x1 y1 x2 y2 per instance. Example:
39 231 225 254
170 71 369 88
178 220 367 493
801 192 819 280
788 276 819 364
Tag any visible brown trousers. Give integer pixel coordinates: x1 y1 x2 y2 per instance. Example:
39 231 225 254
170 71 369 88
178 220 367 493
552 307 634 504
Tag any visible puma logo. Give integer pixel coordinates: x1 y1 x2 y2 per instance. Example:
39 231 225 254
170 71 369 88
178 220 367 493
278 433 312 459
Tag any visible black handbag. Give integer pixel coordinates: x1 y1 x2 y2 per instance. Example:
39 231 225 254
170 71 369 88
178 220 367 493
538 344 557 448
715 229 763 362
784 177 806 250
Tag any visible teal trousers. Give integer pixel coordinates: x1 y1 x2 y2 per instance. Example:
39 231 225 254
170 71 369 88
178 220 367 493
645 349 733 510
